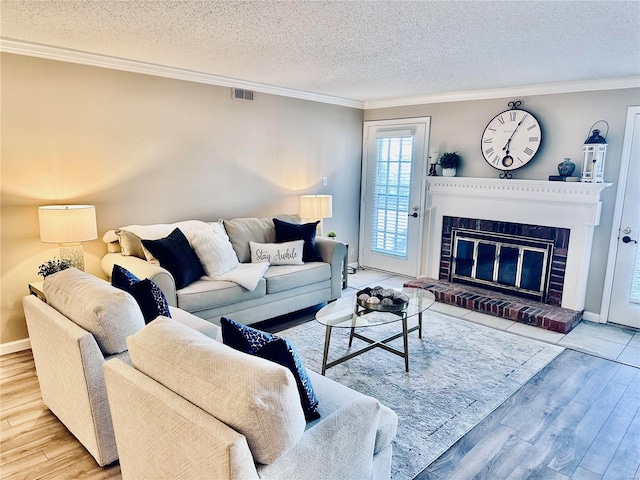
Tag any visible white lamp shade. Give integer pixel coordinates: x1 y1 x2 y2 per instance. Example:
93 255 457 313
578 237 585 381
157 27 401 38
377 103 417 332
38 205 98 244
300 195 333 219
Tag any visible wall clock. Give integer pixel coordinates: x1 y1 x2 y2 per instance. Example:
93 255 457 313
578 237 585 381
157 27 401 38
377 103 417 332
481 100 542 178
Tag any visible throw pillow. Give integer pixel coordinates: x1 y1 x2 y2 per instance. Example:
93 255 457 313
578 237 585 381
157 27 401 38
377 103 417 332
142 228 205 289
273 218 323 262
111 265 171 323
220 317 320 421
188 228 240 278
249 240 304 265
114 229 146 258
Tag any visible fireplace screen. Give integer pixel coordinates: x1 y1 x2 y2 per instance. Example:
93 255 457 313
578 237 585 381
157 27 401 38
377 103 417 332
451 229 554 302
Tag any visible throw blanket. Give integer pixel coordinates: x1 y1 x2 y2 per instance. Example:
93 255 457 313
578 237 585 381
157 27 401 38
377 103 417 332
216 262 270 291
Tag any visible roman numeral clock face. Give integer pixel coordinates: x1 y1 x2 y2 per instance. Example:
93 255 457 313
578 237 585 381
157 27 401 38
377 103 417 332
481 108 542 172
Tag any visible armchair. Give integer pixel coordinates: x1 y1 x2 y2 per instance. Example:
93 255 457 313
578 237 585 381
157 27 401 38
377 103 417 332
104 317 397 479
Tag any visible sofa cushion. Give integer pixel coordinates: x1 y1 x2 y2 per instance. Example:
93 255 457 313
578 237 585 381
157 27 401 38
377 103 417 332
127 317 306 464
43 268 145 354
273 219 323 262
142 228 205 289
188 227 239 278
111 265 171 323
116 220 212 262
263 263 331 294
250 240 304 265
220 317 320 421
307 370 398 455
223 214 302 263
177 278 266 313
223 217 276 263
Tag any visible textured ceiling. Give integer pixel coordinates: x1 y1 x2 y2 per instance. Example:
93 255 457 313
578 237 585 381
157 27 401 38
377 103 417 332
1 1 639 103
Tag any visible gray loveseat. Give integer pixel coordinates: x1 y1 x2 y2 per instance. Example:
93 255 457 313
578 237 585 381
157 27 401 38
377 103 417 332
101 214 347 326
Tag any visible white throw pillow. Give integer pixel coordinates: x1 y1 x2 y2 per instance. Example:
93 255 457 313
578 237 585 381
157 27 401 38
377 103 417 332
188 228 239 278
249 240 304 265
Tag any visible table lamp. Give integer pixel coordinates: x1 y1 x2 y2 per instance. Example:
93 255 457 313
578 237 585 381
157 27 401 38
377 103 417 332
300 195 333 236
38 205 98 271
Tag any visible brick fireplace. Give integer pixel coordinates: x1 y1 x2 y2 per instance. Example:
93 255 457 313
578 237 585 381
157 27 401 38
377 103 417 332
411 177 611 333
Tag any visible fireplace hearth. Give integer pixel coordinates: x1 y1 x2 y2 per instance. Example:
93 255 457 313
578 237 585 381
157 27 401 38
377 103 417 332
417 177 611 331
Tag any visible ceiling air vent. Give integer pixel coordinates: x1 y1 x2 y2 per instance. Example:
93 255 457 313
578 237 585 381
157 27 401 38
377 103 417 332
232 88 255 101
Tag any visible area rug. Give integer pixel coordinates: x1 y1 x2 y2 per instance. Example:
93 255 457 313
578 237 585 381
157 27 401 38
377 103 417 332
278 310 564 480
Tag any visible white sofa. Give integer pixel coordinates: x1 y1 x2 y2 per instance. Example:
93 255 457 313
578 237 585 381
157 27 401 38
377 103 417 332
101 214 347 326
104 317 398 480
22 268 220 467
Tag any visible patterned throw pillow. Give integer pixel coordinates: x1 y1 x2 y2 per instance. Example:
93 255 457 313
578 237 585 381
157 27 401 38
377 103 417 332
111 265 171 323
220 317 320 421
273 218 322 262
141 228 205 289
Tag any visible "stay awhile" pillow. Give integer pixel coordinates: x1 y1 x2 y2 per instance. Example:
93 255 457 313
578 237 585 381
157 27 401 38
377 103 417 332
249 240 304 265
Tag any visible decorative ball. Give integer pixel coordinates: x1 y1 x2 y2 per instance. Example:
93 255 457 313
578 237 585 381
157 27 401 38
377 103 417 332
358 294 370 302
367 296 380 304
381 298 394 306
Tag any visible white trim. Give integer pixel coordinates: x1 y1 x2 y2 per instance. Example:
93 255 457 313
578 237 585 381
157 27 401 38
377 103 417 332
0 38 365 109
581 311 602 323
1 338 31 356
365 77 640 110
359 117 430 278
4 38 638 111
600 106 640 323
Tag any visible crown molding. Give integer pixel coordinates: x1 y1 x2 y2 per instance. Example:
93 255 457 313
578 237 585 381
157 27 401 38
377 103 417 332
365 77 640 110
3 38 637 112
0 38 365 109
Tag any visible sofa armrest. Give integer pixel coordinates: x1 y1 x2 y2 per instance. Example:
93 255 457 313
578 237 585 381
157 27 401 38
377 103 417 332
315 237 347 301
258 395 381 480
104 359 259 480
22 295 118 466
101 253 177 307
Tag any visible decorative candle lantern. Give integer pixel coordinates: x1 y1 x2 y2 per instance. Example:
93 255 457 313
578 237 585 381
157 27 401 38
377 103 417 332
580 121 608 183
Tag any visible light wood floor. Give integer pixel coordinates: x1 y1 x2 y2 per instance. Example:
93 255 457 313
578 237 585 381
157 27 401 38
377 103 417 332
2 345 638 479
0 350 121 480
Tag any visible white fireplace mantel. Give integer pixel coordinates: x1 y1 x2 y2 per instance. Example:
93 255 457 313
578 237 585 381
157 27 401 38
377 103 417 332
424 177 612 311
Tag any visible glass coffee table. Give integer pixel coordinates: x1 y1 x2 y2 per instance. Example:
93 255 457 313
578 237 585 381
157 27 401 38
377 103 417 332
315 287 435 374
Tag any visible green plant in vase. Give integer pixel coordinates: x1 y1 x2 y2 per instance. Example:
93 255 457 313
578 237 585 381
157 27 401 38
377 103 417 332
38 258 73 278
439 152 461 177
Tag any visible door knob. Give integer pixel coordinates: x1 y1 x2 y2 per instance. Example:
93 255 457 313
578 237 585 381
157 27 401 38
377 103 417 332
408 212 418 218
622 236 638 244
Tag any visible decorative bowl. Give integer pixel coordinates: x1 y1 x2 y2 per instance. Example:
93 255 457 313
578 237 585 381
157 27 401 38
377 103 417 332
356 286 410 312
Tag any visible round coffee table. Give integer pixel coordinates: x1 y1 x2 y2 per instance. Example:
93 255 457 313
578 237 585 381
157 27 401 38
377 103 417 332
315 287 435 374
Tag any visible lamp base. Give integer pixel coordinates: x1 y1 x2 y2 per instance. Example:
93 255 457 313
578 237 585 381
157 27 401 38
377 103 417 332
60 243 85 271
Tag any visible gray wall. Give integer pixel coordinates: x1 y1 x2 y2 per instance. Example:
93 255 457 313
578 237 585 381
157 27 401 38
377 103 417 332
1 53 363 344
365 88 640 316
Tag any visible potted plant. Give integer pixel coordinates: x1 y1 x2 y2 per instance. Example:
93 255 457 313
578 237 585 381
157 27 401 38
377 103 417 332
327 231 337 239
439 152 461 177
37 258 73 278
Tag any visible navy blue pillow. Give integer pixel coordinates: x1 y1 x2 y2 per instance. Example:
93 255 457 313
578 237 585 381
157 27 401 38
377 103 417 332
273 218 322 262
220 317 320 421
111 265 171 324
141 228 204 289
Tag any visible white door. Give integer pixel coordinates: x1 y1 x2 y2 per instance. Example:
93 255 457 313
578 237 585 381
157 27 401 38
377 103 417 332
359 118 430 277
604 106 640 328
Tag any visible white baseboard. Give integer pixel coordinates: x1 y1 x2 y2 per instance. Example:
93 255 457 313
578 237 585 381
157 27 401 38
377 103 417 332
1 338 31 356
582 310 602 323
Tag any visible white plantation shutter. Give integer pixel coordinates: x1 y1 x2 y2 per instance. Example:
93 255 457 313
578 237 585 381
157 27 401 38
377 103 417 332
371 134 414 258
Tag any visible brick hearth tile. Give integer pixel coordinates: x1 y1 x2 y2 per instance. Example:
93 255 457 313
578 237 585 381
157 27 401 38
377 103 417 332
407 278 582 333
